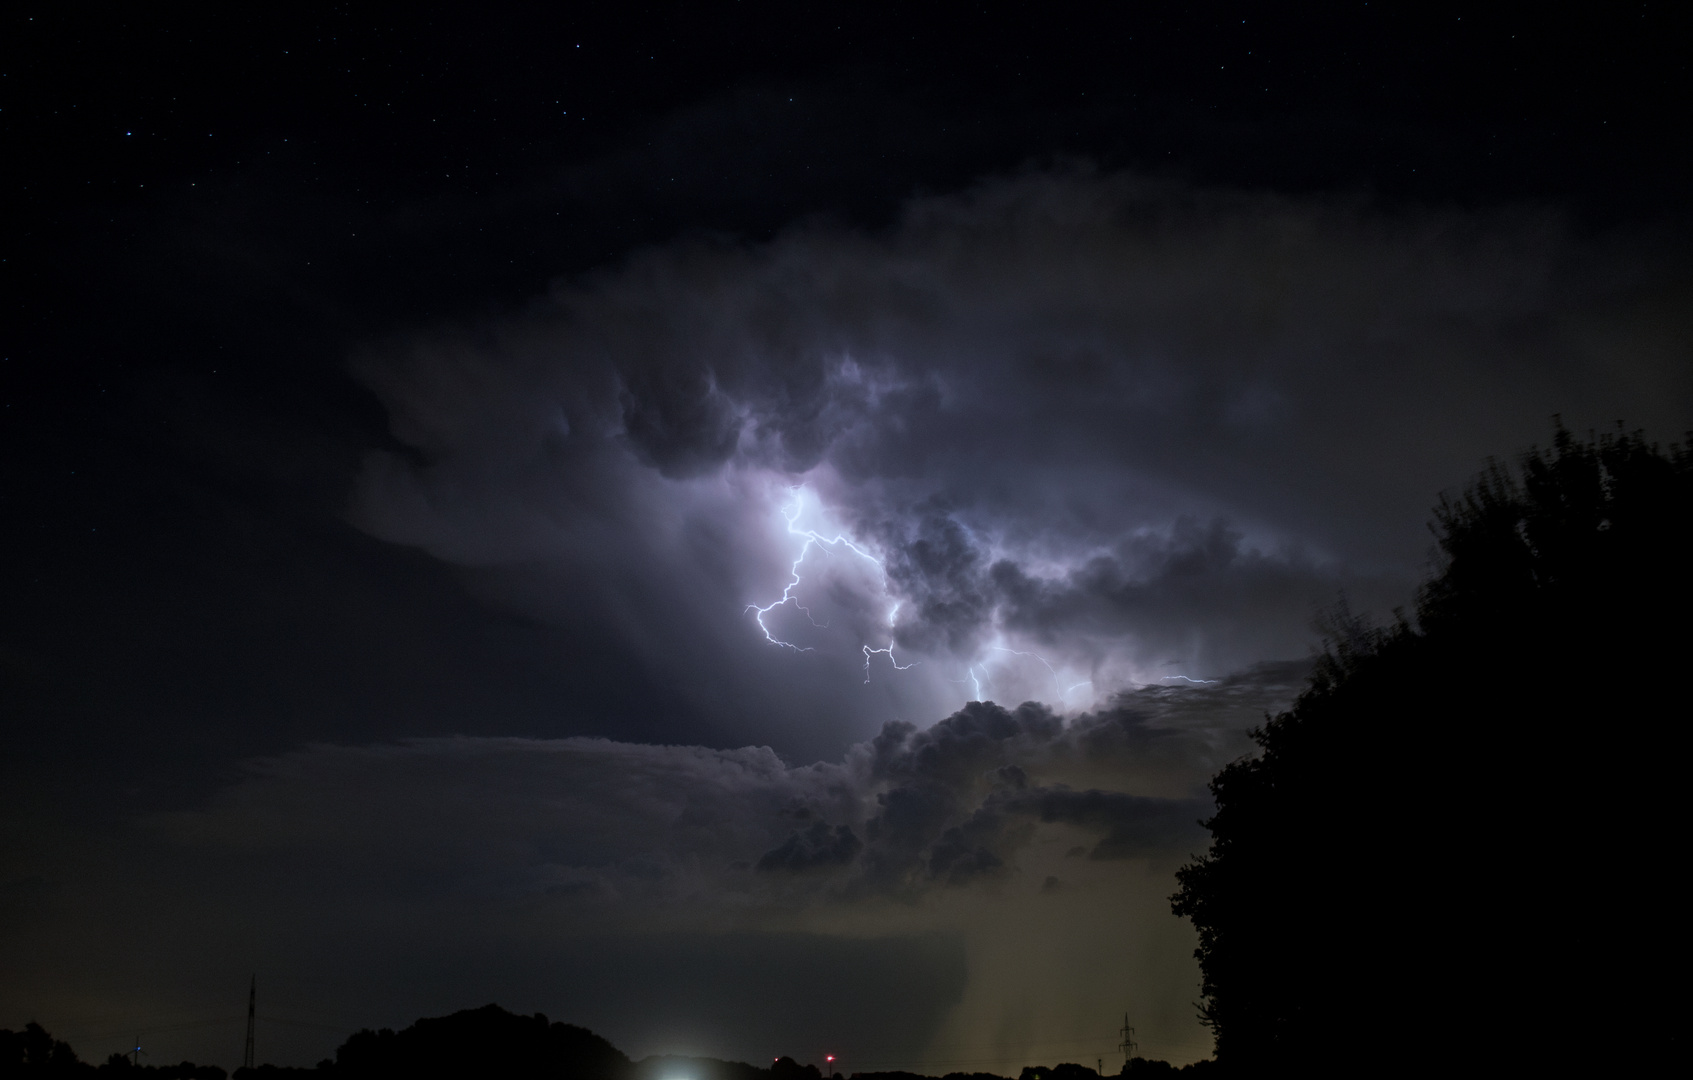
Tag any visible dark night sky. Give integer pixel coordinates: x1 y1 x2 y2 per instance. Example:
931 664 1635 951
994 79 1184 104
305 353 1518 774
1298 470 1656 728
3 2 1690 1072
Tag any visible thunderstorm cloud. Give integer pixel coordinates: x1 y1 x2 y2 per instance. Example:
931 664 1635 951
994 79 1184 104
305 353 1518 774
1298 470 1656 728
9 165 1689 1074
350 168 1690 756
110 671 1291 1064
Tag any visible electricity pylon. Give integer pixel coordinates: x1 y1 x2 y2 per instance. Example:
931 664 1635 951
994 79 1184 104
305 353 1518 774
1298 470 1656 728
1118 1013 1137 1065
242 976 256 1071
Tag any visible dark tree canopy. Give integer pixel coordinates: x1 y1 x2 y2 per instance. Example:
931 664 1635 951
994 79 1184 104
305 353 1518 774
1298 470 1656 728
1171 426 1690 1076
333 1006 629 1080
1 1009 629 1080
0 1026 88 1079
0 1024 226 1080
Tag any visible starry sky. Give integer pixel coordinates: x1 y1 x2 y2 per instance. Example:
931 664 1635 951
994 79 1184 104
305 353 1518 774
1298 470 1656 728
3 3 1691 1073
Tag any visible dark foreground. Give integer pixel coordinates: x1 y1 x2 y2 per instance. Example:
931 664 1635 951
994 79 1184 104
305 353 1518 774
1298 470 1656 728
2 1006 1208 1080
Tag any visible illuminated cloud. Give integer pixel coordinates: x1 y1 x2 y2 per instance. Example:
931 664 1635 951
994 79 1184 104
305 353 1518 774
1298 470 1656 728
350 168 1689 753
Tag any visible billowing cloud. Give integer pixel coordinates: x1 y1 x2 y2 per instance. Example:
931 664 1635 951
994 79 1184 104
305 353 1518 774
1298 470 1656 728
347 167 1691 758
153 665 1296 907
757 821 864 874
0 670 1294 1070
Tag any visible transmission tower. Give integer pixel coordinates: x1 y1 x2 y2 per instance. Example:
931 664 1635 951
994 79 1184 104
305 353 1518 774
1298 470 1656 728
1117 1013 1137 1066
242 976 256 1071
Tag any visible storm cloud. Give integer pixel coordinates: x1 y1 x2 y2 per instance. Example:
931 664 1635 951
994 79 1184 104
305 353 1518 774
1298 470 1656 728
350 168 1690 756
13 13 1691 1080
153 665 1294 908
1 671 1295 1070
12 160 1687 1077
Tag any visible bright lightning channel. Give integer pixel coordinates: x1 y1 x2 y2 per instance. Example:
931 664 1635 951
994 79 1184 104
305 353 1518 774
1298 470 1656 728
1162 675 1218 684
747 487 914 683
862 600 918 683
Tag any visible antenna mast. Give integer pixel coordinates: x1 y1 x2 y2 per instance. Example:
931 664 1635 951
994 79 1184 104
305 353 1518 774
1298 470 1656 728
242 976 256 1071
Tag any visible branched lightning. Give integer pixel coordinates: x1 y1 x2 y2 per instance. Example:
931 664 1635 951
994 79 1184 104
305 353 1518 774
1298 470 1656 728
749 487 914 681
1162 675 1218 684
987 645 1068 700
954 646 1083 707
862 644 918 683
863 597 919 681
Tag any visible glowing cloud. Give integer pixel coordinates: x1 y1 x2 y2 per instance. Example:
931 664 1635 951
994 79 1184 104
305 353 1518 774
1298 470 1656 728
747 487 915 683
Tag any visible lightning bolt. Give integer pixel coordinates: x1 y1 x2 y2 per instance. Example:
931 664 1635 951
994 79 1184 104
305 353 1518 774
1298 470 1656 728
986 645 1068 700
969 666 983 701
862 644 918 682
977 646 1096 706
1161 675 1218 684
749 487 914 681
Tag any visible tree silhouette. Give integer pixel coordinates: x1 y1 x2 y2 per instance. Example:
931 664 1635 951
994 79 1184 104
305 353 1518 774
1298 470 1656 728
1 1024 227 1080
1 1024 87 1078
332 1005 629 1080
1171 425 1690 1076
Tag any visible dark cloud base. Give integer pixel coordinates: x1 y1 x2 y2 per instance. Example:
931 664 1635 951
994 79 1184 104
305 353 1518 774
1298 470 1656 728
0 669 1302 1070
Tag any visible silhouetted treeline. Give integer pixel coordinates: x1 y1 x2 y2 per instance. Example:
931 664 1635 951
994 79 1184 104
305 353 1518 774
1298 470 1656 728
1016 1065 1212 1080
1116 1059 1214 1078
6 1013 1206 1080
0 1023 227 1080
331 1005 628 1080
1171 425 1690 1077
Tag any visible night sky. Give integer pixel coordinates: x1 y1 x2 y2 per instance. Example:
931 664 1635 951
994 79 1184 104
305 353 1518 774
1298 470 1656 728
4 2 1691 1072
